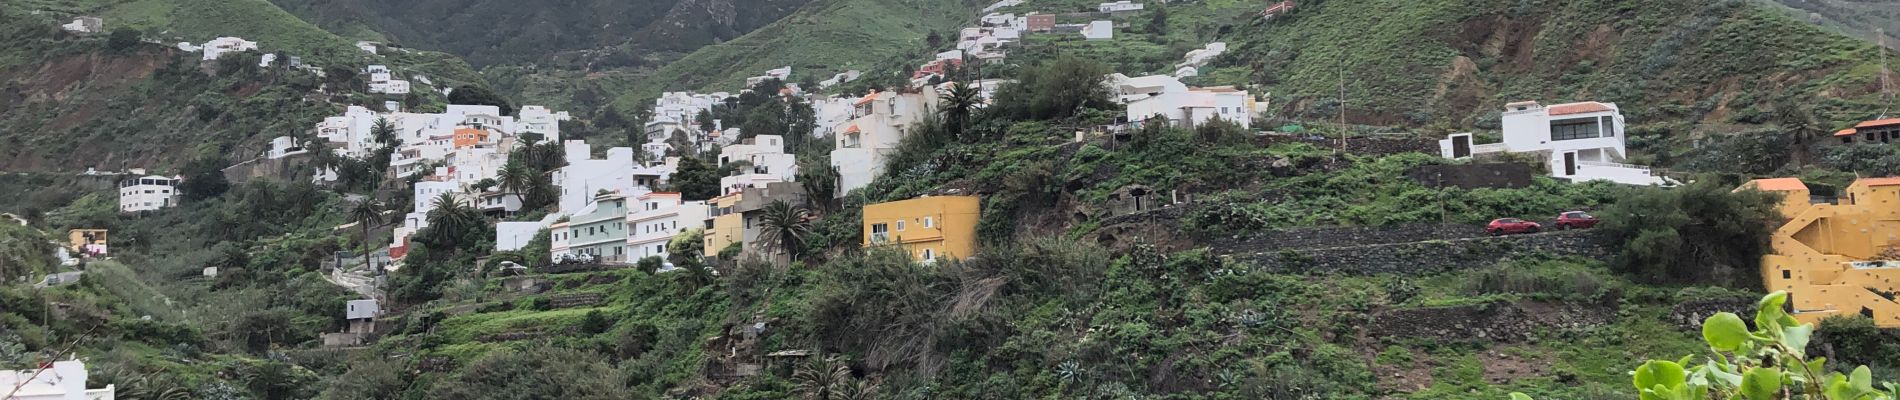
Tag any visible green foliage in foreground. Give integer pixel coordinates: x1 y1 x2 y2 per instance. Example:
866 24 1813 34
1517 291 1900 400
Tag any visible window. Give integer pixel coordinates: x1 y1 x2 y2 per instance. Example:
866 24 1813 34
923 217 935 228
922 248 936 261
896 220 906 231
871 223 889 235
1599 116 1616 137
1549 118 1602 141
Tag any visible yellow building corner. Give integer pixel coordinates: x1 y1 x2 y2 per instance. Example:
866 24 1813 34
1750 177 1900 326
862 196 981 263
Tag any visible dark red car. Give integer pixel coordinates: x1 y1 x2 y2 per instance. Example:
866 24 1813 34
1486 218 1542 235
1555 211 1599 230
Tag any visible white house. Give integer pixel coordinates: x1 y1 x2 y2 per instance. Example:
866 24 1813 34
200 37 258 61
983 0 1025 12
625 192 709 260
746 66 794 87
267 135 307 159
0 359 115 400
355 41 379 54
1176 42 1226 78
830 89 940 196
980 13 1016 27
517 105 571 142
369 80 411 95
1081 21 1114 40
1113 74 1258 129
716 134 799 195
61 17 102 33
119 175 181 212
554 141 644 215
1437 101 1670 186
818 70 862 88
1099 1 1144 12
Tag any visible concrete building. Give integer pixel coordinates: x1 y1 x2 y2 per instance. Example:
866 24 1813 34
1175 42 1227 77
703 193 745 257
119 175 181 212
1833 118 1900 145
703 182 808 260
1437 101 1670 186
831 89 940 196
1113 74 1259 129
1756 177 1900 327
68 229 106 257
718 135 798 194
1026 13 1055 32
554 141 643 215
267 136 307 159
563 192 633 264
61 17 102 33
200 37 258 61
862 196 981 263
1099 1 1144 12
626 192 709 261
0 359 115 400
818 70 862 88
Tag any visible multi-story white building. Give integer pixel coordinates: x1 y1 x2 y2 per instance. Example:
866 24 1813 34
830 89 940 196
1175 42 1227 77
267 135 307 159
1437 101 1671 186
516 105 571 142
554 141 645 215
119 175 181 212
61 17 102 33
1 359 115 400
1099 1 1144 12
200 37 258 61
1113 74 1259 129
625 192 710 261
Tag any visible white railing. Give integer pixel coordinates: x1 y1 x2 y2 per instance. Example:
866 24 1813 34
870 232 891 244
1470 143 1509 154
1578 160 1651 172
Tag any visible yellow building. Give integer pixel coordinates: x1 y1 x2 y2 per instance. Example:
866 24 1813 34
1738 177 1811 218
68 229 107 256
704 192 745 256
861 196 981 263
1757 177 1900 326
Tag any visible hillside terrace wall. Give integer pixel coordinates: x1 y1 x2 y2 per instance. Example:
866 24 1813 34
1229 230 1611 275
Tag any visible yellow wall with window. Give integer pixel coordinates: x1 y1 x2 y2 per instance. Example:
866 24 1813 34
1756 177 1900 327
704 193 745 257
861 196 981 263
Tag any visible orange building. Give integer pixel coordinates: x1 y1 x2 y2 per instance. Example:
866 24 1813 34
452 128 489 148
1756 177 1900 326
1738 177 1811 218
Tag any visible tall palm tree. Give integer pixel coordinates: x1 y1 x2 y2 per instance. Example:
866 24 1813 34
496 160 531 207
371 117 397 147
1772 93 1823 166
426 193 478 250
756 200 814 262
941 83 982 140
348 200 384 273
798 166 839 212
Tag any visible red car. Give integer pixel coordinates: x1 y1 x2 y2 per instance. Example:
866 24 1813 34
1486 218 1542 235
1555 211 1599 230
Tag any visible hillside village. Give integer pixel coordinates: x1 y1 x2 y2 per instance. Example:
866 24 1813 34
6 0 1900 398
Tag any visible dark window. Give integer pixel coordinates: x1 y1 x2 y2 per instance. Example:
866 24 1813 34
1599 116 1616 137
1782 270 1791 279
1550 118 1602 141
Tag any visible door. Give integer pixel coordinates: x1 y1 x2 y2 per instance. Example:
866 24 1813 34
1562 152 1578 176
1451 135 1471 158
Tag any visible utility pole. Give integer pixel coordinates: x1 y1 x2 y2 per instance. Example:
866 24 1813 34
1881 29 1893 118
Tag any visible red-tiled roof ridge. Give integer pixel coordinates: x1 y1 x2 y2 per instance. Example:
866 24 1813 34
1546 102 1614 116
1747 177 1808 192
1855 118 1900 128
1858 177 1900 187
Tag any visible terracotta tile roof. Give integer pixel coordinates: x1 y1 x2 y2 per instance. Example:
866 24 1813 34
1748 178 1808 192
844 124 861 134
1836 128 1860 137
1858 177 1900 187
854 92 879 106
1546 102 1613 116
1855 118 1900 128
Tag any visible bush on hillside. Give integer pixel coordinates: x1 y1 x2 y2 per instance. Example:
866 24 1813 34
1595 180 1778 285
988 56 1117 122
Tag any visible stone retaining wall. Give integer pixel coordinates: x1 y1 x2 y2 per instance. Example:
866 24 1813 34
1231 230 1611 275
1209 223 1488 253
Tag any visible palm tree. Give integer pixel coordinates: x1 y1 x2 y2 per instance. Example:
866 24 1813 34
426 193 479 250
1772 92 1823 166
496 160 531 207
756 200 814 262
348 200 384 274
941 82 983 140
371 117 397 147
793 355 854 400
798 166 839 211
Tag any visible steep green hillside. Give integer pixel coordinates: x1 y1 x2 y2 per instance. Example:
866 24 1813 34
1214 0 1893 132
265 0 810 68
1760 0 1900 49
612 0 985 106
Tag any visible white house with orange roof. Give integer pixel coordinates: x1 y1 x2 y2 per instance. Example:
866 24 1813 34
830 89 941 196
1439 101 1671 186
1833 118 1900 145
1114 74 1258 129
625 192 710 260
